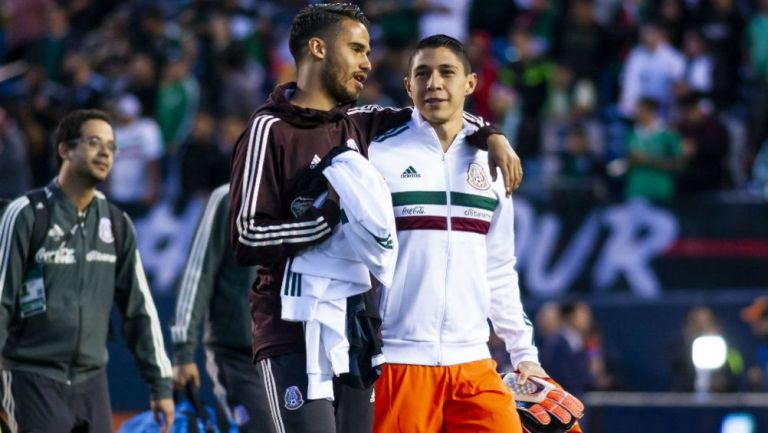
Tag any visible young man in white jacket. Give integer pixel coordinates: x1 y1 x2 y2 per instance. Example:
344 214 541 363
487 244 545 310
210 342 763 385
368 35 546 433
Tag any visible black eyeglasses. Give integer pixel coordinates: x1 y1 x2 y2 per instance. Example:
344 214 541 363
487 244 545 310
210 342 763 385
68 136 119 155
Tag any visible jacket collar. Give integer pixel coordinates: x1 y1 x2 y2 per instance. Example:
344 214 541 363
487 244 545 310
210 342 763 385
47 177 101 214
410 107 473 146
261 82 354 127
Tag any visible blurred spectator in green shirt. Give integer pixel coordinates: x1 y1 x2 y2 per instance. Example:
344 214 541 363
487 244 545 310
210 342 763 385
625 97 683 202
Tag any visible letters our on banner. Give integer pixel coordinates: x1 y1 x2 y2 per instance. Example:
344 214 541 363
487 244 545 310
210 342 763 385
513 197 768 298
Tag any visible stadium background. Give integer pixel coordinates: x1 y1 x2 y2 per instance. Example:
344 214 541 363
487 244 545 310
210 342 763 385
1 0 767 431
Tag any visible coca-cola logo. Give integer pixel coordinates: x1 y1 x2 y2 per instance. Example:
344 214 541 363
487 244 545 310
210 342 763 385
400 206 425 216
35 246 76 264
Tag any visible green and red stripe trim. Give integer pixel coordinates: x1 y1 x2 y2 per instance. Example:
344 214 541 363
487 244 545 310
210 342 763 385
451 217 491 234
396 216 491 234
392 191 496 234
391 191 497 211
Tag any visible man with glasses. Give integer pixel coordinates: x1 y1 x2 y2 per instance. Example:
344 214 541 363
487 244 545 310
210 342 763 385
0 109 175 432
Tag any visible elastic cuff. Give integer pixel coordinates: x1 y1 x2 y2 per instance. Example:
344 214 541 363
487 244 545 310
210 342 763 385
150 378 173 400
172 344 196 364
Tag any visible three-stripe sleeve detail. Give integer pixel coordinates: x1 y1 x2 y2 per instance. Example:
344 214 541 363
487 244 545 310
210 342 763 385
462 112 490 128
236 115 332 247
134 250 173 377
172 185 229 343
346 104 406 115
0 197 30 303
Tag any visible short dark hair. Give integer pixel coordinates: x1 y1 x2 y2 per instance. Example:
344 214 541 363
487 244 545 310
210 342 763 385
289 3 369 63
55 109 113 167
408 34 472 75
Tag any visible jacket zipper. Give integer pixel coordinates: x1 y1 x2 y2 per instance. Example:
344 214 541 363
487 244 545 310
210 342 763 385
67 211 87 384
438 152 452 366
433 129 465 366
432 127 457 366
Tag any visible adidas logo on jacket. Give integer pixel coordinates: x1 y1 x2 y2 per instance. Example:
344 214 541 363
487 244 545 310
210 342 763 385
400 166 421 178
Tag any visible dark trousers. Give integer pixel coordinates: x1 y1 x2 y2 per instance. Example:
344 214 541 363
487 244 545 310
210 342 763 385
253 352 374 433
2 369 112 433
205 347 272 433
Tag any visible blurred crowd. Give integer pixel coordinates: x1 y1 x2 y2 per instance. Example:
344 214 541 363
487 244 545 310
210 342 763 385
490 301 622 395
488 296 768 395
1 0 768 207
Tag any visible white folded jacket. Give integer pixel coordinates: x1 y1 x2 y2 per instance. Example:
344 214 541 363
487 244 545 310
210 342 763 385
281 150 397 400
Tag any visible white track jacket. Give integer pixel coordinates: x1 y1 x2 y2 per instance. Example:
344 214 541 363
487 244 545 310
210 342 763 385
368 109 539 368
281 151 396 399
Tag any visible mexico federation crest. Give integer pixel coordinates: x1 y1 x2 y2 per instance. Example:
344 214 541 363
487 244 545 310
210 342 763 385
284 386 304 410
291 196 315 218
99 218 115 244
467 162 490 190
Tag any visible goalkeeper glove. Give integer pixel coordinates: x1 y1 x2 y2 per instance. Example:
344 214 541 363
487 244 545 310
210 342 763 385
502 372 584 433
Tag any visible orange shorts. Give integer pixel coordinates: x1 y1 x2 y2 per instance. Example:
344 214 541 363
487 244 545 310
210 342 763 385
374 358 522 433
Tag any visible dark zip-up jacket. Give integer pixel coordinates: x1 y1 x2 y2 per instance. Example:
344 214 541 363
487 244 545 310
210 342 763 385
228 82 497 361
171 184 256 363
0 180 173 399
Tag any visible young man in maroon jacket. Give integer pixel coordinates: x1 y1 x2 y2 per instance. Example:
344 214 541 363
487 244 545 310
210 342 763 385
228 4 521 433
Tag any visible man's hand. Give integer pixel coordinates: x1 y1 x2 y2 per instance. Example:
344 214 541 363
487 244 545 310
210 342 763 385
516 361 548 384
172 363 200 389
151 398 175 433
487 134 523 197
